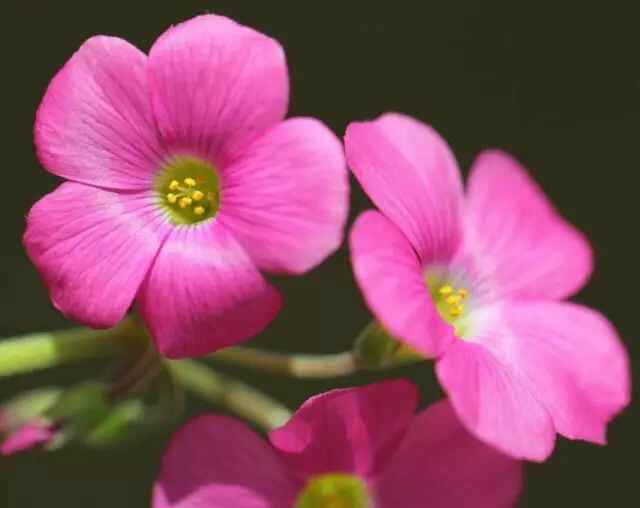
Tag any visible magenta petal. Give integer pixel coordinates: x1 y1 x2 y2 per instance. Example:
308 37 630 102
148 14 288 166
268 380 418 479
137 222 281 358
350 211 454 357
1 423 54 456
436 340 556 461
23 183 167 328
465 150 593 300
490 302 630 445
376 400 523 508
153 415 297 508
35 36 166 189
345 113 464 264
220 117 348 274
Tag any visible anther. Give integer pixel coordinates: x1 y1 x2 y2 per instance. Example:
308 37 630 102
192 190 205 201
166 193 178 204
184 177 197 187
169 180 180 191
194 206 205 216
439 285 453 296
450 304 465 317
446 294 462 305
179 197 193 208
458 288 469 299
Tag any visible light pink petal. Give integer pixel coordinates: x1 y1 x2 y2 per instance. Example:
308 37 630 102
23 182 167 328
464 149 593 301
375 400 523 508
268 380 418 480
35 36 166 189
350 211 454 357
345 113 464 263
153 415 298 508
481 302 630 445
137 221 281 358
148 14 288 166
220 117 348 274
436 339 556 461
1 423 54 456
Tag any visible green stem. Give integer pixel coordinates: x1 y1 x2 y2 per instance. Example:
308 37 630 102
167 359 292 431
210 346 360 378
0 320 144 378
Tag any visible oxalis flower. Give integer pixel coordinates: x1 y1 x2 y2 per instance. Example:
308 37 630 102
25 15 348 358
154 381 522 507
346 113 630 461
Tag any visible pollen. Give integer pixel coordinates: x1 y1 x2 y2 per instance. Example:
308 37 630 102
193 206 205 216
438 285 453 296
166 193 178 204
184 177 197 187
436 283 469 320
168 180 180 191
179 197 193 208
192 190 205 201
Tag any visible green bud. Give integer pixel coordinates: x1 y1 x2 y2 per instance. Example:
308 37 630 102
353 321 424 370
296 473 372 508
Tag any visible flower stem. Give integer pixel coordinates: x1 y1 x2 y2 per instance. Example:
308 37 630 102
209 346 360 378
166 359 292 431
0 320 144 378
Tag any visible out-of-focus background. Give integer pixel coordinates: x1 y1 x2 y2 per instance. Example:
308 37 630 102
2 2 637 506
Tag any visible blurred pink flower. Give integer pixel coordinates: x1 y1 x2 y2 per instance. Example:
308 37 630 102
346 113 630 461
25 14 348 358
153 381 522 507
0 421 55 456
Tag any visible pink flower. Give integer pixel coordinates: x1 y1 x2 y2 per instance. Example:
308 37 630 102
153 381 522 508
0 422 55 456
25 15 348 358
346 113 631 461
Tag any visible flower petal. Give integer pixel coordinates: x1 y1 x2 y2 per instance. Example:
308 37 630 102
465 149 593 301
23 183 167 328
436 339 556 461
482 302 630 445
0 423 54 456
375 400 523 508
35 36 166 189
148 14 288 166
268 380 418 480
137 221 281 358
220 117 348 274
350 211 455 357
153 415 298 508
345 113 464 263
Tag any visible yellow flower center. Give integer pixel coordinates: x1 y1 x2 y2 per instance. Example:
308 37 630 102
426 271 472 338
155 156 220 225
295 473 371 508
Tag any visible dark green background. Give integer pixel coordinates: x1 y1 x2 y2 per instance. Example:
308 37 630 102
2 1 637 506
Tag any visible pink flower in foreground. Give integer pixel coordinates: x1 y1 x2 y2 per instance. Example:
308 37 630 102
25 15 348 358
0 421 55 456
154 381 522 508
345 113 630 461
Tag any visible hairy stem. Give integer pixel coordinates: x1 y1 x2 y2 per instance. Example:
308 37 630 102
210 346 360 378
0 320 144 378
167 359 292 431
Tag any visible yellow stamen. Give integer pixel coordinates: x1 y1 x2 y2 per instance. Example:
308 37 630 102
446 294 462 305
192 190 205 201
438 285 453 296
179 197 193 208
450 304 465 317
184 177 197 187
169 180 180 191
166 193 178 204
458 288 469 299
193 206 205 216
